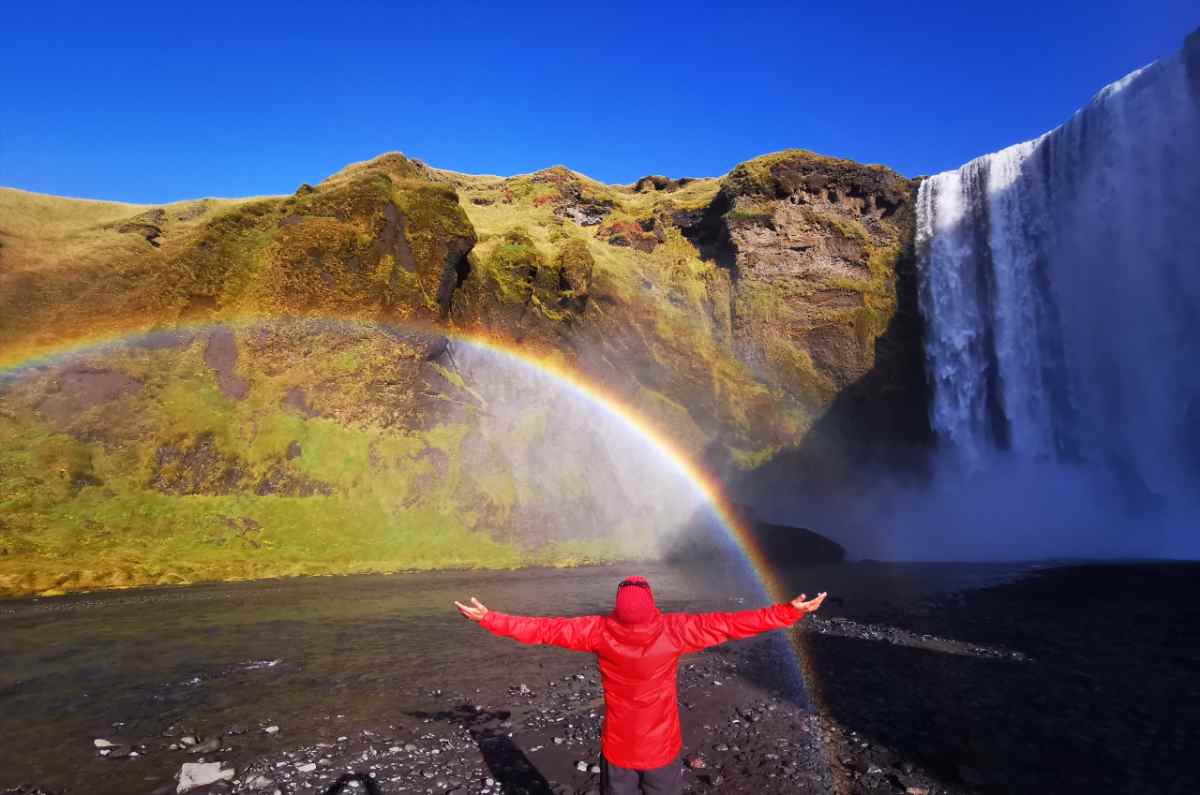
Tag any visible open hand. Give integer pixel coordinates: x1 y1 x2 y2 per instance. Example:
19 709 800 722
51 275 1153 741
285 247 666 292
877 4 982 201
454 597 490 622
790 592 827 614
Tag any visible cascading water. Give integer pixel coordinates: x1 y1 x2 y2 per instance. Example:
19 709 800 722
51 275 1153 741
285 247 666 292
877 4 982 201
916 31 1200 555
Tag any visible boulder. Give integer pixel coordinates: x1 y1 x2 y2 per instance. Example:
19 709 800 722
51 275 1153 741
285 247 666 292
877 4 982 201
177 762 234 793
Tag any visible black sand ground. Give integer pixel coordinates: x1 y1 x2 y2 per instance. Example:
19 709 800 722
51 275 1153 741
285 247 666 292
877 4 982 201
1 562 1195 795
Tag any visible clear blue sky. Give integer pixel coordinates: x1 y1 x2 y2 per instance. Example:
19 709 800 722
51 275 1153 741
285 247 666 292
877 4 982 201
2 1 1195 203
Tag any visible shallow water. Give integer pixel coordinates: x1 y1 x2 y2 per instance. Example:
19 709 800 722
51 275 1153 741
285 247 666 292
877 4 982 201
0 560 1034 792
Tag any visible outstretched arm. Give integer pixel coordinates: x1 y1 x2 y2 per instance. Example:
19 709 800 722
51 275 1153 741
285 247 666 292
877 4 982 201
673 592 827 653
455 596 600 653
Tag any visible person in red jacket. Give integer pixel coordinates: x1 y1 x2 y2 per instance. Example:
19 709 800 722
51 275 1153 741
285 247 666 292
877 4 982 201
455 576 827 795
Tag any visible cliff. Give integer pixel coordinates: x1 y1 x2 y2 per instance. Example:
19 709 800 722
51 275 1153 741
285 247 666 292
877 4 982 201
0 149 922 597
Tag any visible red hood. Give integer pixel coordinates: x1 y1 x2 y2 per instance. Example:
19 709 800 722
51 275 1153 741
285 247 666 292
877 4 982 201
603 611 664 645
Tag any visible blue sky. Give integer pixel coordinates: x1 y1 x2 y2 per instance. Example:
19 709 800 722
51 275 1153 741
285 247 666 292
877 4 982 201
2 1 1195 203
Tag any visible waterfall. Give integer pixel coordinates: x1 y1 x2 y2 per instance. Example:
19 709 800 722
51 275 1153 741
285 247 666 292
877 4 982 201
916 32 1200 540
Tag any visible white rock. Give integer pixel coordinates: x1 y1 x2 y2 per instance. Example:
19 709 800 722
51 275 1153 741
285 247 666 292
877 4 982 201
245 773 275 790
575 761 589 772
297 762 317 773
93 739 117 749
177 762 234 793
263 725 280 734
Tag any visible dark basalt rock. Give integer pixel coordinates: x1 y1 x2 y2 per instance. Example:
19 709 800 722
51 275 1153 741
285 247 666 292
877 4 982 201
633 175 697 193
666 503 845 565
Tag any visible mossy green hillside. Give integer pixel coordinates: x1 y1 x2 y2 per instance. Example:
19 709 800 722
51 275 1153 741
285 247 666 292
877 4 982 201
0 323 660 598
0 148 923 599
0 153 475 365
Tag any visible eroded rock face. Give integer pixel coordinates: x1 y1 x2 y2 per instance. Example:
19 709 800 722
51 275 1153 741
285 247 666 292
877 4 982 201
37 367 143 424
707 151 920 408
204 329 250 400
151 431 333 497
112 208 166 247
151 432 247 495
633 174 696 193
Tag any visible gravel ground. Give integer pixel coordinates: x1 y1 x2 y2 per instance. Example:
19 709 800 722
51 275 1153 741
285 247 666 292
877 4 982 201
4 562 1195 795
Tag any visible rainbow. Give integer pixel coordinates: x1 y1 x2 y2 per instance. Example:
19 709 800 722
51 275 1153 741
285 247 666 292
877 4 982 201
1 316 780 583
0 315 839 783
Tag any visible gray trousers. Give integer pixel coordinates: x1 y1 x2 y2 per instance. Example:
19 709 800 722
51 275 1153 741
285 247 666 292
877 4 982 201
601 755 681 795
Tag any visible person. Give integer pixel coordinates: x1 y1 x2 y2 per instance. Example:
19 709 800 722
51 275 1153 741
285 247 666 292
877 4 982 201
455 576 827 795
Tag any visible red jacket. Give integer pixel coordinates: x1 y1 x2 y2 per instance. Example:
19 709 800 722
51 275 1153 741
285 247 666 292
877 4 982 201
481 602 807 769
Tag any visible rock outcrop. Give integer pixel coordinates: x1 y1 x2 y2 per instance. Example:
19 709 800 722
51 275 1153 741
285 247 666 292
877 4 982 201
683 151 918 409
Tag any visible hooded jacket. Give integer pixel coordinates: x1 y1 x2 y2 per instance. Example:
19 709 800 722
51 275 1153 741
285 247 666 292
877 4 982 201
480 601 807 769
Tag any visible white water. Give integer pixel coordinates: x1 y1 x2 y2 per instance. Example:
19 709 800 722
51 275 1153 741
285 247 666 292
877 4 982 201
916 35 1200 556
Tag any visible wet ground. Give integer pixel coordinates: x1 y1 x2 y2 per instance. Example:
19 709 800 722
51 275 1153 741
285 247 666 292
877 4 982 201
1 560 1195 795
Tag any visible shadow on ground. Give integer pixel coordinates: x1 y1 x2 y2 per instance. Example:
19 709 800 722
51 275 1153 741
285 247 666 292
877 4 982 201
409 705 553 795
323 772 383 794
801 563 1200 794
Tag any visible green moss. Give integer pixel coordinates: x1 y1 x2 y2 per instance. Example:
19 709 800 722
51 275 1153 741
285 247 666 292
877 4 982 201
482 229 542 304
806 208 869 242
724 150 845 196
390 181 474 239
727 445 780 471
726 201 775 225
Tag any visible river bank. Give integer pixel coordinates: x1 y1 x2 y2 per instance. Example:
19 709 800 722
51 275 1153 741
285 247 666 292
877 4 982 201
2 561 1194 794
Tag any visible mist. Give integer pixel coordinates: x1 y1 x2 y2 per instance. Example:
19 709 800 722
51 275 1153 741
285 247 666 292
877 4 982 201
439 340 720 559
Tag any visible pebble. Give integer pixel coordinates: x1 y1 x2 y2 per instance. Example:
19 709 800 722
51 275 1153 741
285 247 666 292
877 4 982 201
264 725 280 734
297 762 317 773
188 738 220 754
575 761 589 772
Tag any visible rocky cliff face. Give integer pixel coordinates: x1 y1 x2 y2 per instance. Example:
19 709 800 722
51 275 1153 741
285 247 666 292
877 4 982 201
689 152 918 408
0 149 923 596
